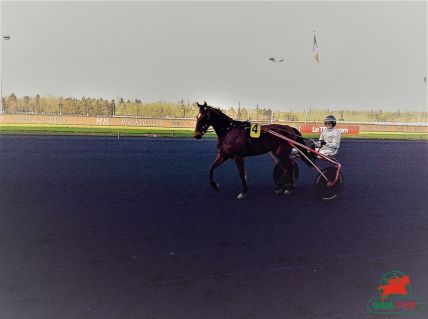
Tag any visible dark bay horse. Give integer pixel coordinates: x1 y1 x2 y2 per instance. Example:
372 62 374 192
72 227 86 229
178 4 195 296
193 102 313 198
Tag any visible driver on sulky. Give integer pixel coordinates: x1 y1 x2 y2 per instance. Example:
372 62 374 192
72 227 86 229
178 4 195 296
316 115 341 157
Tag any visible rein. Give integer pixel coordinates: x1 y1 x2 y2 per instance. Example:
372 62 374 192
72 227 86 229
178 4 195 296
199 106 312 143
267 125 313 142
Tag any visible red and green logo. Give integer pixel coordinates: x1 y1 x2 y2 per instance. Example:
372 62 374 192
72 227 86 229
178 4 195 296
367 271 423 314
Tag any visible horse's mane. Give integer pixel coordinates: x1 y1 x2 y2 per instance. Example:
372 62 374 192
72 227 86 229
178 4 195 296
207 105 233 122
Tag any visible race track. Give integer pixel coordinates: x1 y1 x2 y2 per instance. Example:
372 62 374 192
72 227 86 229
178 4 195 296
0 136 427 319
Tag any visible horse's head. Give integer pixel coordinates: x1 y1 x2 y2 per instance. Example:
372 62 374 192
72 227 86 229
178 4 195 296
193 101 212 139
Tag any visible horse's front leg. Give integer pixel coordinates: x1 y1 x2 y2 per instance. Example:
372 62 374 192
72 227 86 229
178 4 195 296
234 155 248 199
209 152 227 190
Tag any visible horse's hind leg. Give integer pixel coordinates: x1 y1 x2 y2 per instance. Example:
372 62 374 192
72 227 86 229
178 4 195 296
234 155 248 199
281 158 296 195
209 152 227 190
275 145 295 194
271 152 287 194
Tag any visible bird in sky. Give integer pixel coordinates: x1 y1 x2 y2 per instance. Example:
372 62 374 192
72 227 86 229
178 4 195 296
268 57 285 63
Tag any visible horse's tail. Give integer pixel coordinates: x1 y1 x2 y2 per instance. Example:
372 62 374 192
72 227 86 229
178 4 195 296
291 127 316 167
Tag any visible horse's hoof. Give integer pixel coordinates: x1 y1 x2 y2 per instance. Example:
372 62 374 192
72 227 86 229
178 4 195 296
275 188 284 195
210 182 220 190
283 189 293 195
237 193 247 199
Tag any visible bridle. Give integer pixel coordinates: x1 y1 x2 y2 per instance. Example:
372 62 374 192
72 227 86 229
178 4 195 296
197 107 212 136
196 104 238 136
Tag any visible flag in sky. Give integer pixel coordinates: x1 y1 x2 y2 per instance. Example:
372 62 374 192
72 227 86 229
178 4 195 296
313 31 319 63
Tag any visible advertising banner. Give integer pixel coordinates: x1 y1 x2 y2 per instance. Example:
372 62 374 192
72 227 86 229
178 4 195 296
298 124 360 135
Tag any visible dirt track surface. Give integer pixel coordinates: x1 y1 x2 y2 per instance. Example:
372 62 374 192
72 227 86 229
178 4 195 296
1 136 427 319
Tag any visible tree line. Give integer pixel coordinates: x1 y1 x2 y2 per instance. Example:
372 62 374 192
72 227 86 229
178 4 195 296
2 93 427 123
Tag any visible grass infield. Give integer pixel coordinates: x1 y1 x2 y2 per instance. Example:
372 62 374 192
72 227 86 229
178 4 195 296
0 124 427 140
0 124 206 138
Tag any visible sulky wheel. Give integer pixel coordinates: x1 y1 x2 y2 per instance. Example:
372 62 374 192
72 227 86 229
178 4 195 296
314 167 344 201
273 161 299 188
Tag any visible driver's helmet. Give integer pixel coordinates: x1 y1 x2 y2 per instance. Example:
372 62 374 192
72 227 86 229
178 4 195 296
324 115 336 127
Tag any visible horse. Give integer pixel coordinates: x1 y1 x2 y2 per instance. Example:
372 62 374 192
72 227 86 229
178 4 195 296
193 102 314 198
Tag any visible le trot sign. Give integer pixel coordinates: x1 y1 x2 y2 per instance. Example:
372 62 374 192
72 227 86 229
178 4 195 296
298 124 360 135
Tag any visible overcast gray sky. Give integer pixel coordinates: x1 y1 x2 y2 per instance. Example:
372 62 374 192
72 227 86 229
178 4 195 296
1 1 427 111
